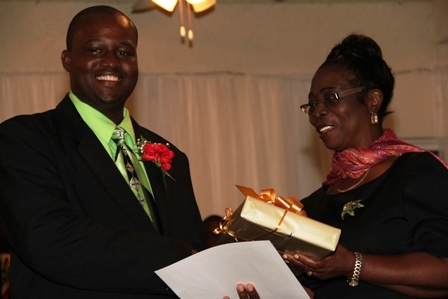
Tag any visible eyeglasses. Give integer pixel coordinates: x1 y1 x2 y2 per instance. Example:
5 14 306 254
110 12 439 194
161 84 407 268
300 87 365 115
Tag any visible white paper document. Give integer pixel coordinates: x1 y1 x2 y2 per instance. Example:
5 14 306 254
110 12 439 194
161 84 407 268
155 240 310 299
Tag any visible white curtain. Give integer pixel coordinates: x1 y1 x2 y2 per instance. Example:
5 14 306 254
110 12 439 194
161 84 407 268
0 73 69 120
0 72 329 219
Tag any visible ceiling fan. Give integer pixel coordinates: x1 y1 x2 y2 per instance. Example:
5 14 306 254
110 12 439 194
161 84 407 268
132 0 216 41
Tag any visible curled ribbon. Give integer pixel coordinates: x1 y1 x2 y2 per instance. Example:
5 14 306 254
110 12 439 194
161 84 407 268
213 207 234 235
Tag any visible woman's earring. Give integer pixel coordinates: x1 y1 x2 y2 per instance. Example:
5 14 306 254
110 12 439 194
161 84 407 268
371 113 379 125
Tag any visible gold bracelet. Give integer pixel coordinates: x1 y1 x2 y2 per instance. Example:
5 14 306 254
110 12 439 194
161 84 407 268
347 252 362 287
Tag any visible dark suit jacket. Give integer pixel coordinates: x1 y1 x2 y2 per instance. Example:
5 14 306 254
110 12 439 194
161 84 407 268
0 95 206 298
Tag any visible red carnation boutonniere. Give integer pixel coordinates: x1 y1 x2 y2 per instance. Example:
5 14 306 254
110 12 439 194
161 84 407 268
136 137 175 181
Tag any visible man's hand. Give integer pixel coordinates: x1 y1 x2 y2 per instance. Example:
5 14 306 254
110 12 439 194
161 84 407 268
223 283 260 299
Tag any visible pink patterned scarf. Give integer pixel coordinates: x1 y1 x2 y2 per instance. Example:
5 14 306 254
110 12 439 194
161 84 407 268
323 128 448 185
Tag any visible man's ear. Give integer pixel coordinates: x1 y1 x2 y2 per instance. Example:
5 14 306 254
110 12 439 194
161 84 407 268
367 89 383 114
61 50 71 72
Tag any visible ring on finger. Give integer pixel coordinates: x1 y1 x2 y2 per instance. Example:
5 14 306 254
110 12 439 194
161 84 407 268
306 271 313 276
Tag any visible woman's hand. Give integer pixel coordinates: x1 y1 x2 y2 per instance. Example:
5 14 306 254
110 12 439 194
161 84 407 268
223 283 260 299
283 245 448 297
283 244 354 280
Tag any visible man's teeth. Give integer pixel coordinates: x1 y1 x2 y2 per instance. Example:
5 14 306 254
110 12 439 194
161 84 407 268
320 126 333 133
96 75 119 81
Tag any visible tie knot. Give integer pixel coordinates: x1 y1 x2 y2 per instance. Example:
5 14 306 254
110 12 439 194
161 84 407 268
112 127 125 144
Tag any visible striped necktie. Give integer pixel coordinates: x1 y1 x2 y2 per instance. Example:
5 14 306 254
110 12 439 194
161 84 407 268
111 127 160 233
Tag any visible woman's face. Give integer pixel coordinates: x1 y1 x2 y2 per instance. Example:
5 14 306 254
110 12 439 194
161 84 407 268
308 67 374 151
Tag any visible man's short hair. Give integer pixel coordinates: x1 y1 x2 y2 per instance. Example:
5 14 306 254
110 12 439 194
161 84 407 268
66 5 137 51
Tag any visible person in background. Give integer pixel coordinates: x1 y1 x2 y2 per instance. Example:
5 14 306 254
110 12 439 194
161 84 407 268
0 227 9 299
203 214 222 248
282 34 448 298
0 5 207 298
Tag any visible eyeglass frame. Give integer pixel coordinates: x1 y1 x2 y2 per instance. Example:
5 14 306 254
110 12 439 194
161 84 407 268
300 87 366 115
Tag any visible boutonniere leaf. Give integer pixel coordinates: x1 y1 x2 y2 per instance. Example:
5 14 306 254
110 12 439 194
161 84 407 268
136 137 175 181
341 199 364 220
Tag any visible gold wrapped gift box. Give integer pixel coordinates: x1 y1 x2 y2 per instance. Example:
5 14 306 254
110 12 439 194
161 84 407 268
215 185 341 260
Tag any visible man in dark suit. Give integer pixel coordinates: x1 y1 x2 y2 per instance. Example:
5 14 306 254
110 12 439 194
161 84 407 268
0 6 262 298
0 5 206 298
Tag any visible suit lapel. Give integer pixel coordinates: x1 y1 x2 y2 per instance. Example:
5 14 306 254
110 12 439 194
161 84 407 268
133 123 172 235
55 96 156 231
79 133 156 228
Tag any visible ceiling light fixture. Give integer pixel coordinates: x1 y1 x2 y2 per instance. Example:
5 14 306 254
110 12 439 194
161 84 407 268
132 0 216 41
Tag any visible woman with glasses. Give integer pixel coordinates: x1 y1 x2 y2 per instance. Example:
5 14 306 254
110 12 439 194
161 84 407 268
281 34 448 298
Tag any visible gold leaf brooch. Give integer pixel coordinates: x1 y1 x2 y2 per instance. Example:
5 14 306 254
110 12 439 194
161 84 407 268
341 200 364 220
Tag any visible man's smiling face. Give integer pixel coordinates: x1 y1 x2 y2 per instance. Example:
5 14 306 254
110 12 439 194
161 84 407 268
61 13 138 118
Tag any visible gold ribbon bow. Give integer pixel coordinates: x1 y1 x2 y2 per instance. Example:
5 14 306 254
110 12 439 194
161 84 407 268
237 185 306 216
